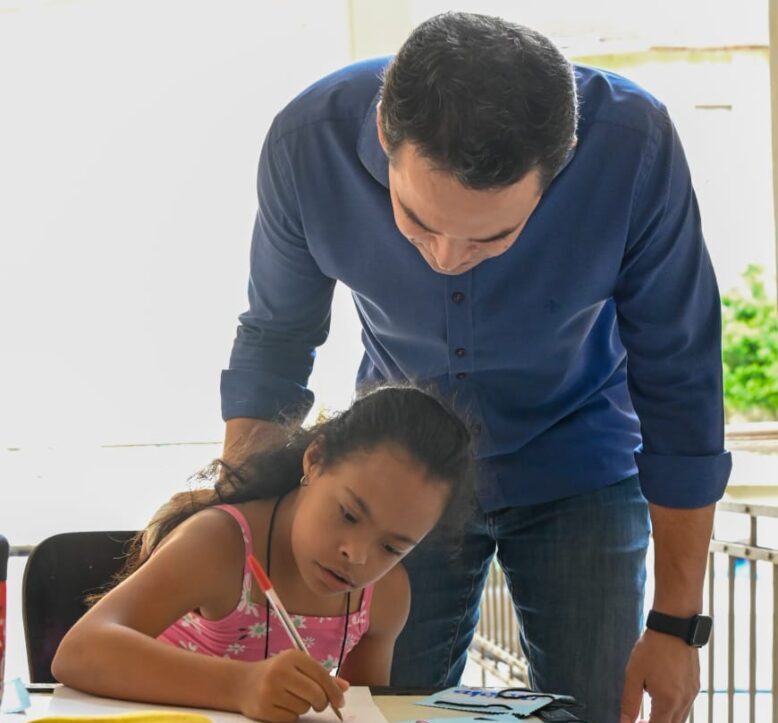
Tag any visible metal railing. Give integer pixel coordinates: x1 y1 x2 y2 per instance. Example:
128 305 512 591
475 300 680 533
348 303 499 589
470 561 529 686
470 500 778 722
706 500 778 723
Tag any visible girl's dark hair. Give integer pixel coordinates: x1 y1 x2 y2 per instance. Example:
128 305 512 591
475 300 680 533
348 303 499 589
100 386 476 598
380 12 578 190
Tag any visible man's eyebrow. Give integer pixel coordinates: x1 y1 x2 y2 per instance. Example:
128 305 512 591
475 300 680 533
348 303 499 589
398 198 438 234
345 487 419 546
397 196 521 244
470 225 522 244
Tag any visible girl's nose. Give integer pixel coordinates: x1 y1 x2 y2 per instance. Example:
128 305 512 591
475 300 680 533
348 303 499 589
339 538 368 565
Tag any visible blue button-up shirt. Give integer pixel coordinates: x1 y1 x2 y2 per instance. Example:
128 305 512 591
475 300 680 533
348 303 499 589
222 58 732 511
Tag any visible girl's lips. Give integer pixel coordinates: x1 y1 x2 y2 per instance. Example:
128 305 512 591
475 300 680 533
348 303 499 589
316 563 353 591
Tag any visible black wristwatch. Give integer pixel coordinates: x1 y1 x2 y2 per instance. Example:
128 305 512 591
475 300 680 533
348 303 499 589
646 610 713 647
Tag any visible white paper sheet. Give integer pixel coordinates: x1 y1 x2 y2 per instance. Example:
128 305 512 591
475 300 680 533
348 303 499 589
42 685 387 723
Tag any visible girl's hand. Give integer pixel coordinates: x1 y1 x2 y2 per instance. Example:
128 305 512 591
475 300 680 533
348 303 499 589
239 650 349 722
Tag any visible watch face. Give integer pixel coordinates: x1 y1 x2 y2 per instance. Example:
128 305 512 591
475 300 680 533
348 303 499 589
690 615 713 647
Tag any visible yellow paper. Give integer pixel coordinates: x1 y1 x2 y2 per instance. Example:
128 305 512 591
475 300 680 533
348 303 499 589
31 713 212 723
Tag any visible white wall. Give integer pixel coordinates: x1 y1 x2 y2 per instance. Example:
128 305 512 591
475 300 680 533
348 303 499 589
3 0 773 451
0 0 353 447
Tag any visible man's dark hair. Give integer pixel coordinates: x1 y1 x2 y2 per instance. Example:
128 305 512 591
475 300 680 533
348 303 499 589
379 12 578 190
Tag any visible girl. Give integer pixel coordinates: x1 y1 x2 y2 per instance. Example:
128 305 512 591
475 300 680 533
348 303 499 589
53 387 475 722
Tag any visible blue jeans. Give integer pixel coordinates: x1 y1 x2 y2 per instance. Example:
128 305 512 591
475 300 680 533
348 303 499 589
391 475 650 723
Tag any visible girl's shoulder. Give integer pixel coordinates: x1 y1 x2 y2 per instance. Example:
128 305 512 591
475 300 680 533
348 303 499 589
226 498 276 526
157 505 247 554
140 506 251 618
219 499 276 552
172 500 273 539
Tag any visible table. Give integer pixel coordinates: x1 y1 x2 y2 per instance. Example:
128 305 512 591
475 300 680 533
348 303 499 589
2 688 543 723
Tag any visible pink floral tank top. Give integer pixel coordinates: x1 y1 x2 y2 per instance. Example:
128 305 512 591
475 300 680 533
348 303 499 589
157 504 373 671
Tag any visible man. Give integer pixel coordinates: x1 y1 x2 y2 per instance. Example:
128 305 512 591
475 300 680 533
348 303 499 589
222 13 731 723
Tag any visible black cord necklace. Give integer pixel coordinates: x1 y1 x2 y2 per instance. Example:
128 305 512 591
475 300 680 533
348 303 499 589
264 494 351 673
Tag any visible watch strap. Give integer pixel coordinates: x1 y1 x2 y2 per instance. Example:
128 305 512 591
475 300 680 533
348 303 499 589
646 610 712 647
646 610 694 640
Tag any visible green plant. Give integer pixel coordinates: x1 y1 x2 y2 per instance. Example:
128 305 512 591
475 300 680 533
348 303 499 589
721 264 778 421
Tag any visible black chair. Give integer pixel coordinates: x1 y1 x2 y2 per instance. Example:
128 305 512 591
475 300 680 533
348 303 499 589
22 530 137 682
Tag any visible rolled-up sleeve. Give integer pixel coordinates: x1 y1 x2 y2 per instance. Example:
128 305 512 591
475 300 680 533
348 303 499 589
615 107 732 508
221 125 336 422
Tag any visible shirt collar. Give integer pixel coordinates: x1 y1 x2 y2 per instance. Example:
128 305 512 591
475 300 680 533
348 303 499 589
357 90 389 189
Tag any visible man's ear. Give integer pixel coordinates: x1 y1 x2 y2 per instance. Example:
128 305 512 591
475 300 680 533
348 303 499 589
376 101 388 154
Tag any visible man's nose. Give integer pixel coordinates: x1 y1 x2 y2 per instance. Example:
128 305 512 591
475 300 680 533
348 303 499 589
428 236 467 271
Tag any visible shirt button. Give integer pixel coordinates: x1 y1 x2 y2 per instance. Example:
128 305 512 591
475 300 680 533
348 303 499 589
455 347 466 358
456 372 468 380
472 423 482 436
451 291 465 304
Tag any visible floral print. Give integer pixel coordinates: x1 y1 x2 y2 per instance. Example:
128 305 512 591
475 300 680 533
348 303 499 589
157 504 373 668
246 622 268 638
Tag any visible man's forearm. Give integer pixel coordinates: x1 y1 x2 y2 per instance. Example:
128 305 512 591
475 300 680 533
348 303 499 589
223 417 288 465
649 502 716 617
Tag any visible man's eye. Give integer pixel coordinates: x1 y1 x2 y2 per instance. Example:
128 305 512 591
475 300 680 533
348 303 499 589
340 506 358 524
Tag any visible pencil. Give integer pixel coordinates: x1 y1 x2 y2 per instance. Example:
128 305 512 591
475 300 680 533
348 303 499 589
248 553 345 722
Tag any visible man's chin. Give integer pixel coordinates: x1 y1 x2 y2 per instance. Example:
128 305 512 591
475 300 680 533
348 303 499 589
431 263 477 276
423 258 479 275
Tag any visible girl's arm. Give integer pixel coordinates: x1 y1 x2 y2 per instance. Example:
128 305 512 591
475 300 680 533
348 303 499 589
337 563 410 685
52 509 345 721
54 509 251 707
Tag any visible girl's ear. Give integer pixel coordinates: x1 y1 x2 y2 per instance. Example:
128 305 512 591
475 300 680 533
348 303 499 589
302 437 325 478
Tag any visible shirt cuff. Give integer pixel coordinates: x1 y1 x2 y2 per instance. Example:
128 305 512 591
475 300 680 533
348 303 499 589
220 369 314 422
636 450 732 508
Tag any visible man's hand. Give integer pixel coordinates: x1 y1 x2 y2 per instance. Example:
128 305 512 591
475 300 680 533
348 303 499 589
621 501 714 722
620 629 699 723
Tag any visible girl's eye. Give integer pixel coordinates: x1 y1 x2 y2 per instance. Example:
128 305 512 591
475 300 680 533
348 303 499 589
383 544 403 557
340 505 358 524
